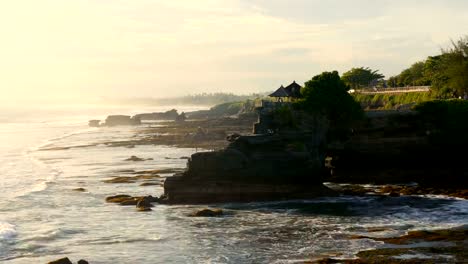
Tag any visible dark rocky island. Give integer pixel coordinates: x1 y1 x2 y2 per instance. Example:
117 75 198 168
162 133 335 204
104 115 141 126
159 75 468 204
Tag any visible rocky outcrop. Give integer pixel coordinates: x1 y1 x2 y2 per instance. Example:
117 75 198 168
47 258 89 264
162 132 335 204
325 111 468 188
124 155 153 162
88 120 100 127
103 115 141 126
48 258 73 264
133 109 179 121
189 208 223 217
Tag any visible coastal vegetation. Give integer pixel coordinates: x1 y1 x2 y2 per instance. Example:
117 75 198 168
352 91 432 110
341 67 385 89
388 36 468 98
296 71 363 126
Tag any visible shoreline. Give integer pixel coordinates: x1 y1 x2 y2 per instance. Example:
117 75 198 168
36 110 467 263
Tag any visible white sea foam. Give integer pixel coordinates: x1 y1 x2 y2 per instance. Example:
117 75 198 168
30 127 98 151
0 222 17 241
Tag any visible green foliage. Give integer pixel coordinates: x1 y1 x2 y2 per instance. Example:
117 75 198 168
388 36 468 98
188 99 258 119
389 61 431 87
296 71 363 126
413 99 468 144
353 92 433 110
210 101 244 115
273 105 297 128
437 37 468 97
341 67 385 89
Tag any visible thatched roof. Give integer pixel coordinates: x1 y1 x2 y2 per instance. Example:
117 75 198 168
269 85 289 97
284 81 302 98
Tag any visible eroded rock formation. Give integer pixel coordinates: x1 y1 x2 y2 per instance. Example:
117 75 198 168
163 131 335 204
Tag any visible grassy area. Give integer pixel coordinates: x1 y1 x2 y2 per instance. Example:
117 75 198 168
353 92 433 110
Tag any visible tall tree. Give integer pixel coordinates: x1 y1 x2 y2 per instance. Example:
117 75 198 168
298 71 362 126
341 67 385 89
440 37 468 97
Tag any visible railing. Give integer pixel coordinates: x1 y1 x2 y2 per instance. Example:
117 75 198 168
351 86 430 94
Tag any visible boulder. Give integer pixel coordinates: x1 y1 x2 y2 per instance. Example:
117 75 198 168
226 133 241 142
136 196 154 208
124 156 145 162
137 207 152 212
105 195 132 203
139 182 160 186
175 112 187 122
103 177 136 184
119 199 139 206
47 257 73 264
88 120 100 127
77 260 89 264
189 208 223 217
104 115 141 126
133 109 179 121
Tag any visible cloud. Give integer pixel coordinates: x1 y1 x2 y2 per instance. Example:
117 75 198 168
0 0 467 103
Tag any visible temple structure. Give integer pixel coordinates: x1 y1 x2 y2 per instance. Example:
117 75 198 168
269 81 302 102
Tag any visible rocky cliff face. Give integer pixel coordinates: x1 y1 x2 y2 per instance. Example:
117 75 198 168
163 131 335 204
133 109 179 121
103 115 141 126
326 111 468 187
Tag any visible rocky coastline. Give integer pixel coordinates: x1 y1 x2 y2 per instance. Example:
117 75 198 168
84 103 467 263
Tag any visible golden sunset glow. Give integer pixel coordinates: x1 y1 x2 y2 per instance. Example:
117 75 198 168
1 0 468 105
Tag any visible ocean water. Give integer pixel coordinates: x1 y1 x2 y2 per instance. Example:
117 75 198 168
0 105 467 264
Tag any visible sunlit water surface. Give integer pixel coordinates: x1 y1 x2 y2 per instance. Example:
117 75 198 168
0 105 467 263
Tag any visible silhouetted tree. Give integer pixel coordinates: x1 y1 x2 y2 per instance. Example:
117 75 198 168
341 67 385 89
297 71 363 127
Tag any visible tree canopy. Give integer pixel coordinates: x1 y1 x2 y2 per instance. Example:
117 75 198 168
297 71 362 126
387 36 468 98
341 67 385 89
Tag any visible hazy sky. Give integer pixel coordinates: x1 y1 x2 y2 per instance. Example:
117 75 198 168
1 0 467 104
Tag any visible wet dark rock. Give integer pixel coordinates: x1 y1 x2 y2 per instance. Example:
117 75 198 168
77 260 89 264
226 133 241 142
189 208 223 217
104 115 141 126
47 257 73 264
137 207 152 212
134 109 179 121
106 195 159 207
163 132 335 204
119 199 139 206
388 191 400 197
136 196 154 208
345 226 468 263
105 194 132 203
72 188 87 192
125 156 146 162
103 177 137 184
139 182 161 186
175 112 186 123
88 120 100 127
133 168 183 175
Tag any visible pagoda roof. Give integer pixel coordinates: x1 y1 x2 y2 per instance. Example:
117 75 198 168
284 81 302 98
269 85 289 97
